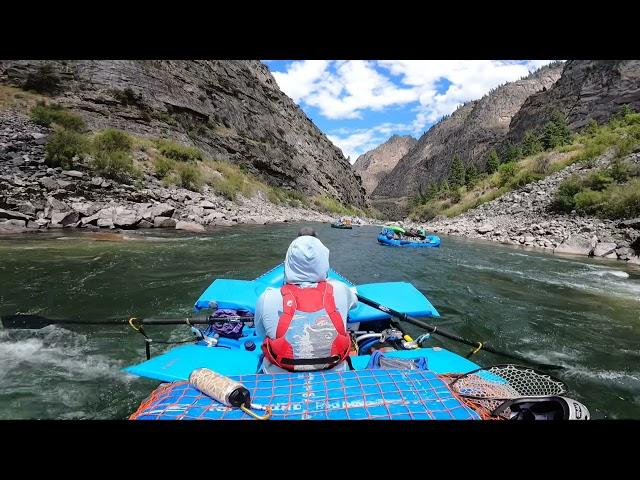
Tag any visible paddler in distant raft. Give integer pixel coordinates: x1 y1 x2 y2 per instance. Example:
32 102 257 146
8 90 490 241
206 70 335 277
405 226 427 240
254 234 358 373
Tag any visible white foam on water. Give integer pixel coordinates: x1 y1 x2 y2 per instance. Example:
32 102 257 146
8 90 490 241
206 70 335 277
0 329 134 384
588 270 630 279
566 366 640 385
459 259 640 302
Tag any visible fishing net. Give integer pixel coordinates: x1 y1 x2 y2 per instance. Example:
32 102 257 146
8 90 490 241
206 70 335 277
446 364 567 419
130 369 482 420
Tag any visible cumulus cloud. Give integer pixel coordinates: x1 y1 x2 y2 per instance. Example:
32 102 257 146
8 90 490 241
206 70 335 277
329 122 415 162
378 60 556 133
273 60 418 119
271 60 557 156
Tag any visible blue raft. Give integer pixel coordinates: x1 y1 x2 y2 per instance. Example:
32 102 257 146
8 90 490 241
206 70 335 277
377 231 441 248
126 264 489 420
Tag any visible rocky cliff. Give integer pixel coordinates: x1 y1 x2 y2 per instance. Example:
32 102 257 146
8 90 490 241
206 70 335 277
0 111 340 234
370 62 564 217
0 60 366 206
507 60 640 143
352 135 417 195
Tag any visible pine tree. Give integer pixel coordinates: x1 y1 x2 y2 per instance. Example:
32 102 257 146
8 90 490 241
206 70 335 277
449 155 466 187
465 164 479 187
521 130 543 156
504 142 523 163
486 149 500 173
543 111 572 149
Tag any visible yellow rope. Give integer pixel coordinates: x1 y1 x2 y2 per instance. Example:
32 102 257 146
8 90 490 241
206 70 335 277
128 317 140 332
469 341 483 356
240 404 272 420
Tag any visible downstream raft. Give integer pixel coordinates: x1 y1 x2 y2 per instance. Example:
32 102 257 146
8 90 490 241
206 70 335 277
377 228 441 248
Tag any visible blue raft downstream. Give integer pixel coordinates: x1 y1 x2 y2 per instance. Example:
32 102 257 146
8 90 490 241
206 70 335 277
377 228 441 248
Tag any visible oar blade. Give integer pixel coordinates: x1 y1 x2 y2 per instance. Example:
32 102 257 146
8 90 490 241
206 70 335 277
1 314 53 329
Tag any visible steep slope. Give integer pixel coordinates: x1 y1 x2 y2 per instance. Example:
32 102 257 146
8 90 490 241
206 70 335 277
0 60 366 206
352 134 417 195
507 60 640 143
370 62 564 216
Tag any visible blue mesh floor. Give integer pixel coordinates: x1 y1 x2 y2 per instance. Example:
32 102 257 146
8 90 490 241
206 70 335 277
131 369 481 420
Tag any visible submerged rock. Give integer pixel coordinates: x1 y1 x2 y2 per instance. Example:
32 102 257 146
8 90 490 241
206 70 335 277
175 220 205 232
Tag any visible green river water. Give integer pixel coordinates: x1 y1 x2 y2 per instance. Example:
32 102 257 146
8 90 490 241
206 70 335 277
0 223 639 419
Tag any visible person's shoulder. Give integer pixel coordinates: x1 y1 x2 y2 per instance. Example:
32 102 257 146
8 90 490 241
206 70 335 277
327 279 354 292
258 286 282 299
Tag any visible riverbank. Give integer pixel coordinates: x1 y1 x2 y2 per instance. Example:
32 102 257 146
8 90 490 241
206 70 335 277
0 111 376 234
401 151 640 265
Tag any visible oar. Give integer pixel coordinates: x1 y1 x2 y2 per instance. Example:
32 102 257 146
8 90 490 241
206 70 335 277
1 314 254 330
355 294 565 372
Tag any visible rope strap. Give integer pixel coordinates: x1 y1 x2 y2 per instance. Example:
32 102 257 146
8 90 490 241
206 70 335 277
240 404 272 420
467 341 484 357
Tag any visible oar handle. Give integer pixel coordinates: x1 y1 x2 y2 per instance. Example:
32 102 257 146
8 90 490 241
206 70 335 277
0 314 255 329
355 294 564 371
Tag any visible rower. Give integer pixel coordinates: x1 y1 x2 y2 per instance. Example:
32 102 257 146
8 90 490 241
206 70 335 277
254 235 358 373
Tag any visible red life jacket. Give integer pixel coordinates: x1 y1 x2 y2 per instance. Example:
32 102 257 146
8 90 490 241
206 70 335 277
261 281 351 371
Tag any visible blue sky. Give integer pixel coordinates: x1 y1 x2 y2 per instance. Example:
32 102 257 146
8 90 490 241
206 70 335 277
263 60 556 162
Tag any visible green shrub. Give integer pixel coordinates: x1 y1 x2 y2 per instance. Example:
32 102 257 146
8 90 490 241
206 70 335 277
584 171 613 191
532 155 551 174
267 189 285 204
508 171 544 189
176 163 203 191
45 129 90 168
93 129 132 153
574 189 604 214
153 155 176 178
603 178 640 218
312 196 351 215
583 118 599 136
449 188 462 204
31 103 85 131
156 139 203 162
615 134 640 159
411 203 439 221
91 150 136 180
551 175 584 212
205 160 256 200
497 161 520 187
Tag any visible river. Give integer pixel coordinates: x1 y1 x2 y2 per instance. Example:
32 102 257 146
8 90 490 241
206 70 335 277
1 223 638 419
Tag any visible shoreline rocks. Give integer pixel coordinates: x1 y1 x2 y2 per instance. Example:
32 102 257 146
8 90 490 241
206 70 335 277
0 111 376 236
404 151 640 265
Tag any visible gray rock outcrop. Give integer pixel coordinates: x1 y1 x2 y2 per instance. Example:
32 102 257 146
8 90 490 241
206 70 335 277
370 62 563 217
352 135 417 196
0 60 366 206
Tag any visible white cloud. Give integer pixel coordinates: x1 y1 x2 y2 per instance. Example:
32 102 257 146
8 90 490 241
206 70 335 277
377 60 557 134
270 60 558 158
329 122 415 162
271 61 331 103
273 60 418 119
328 131 379 163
